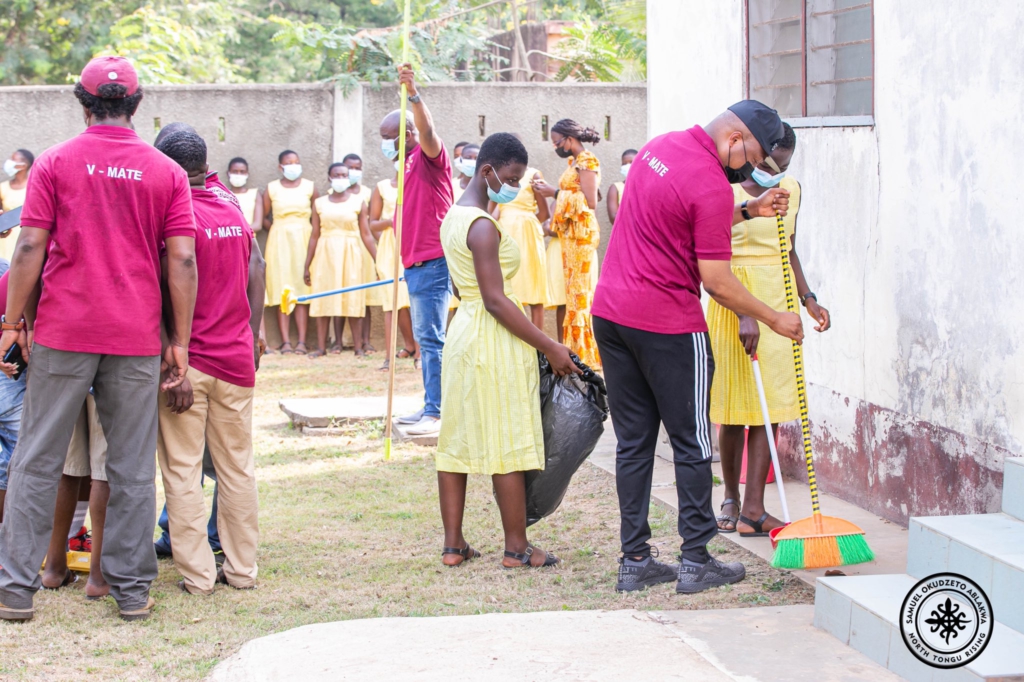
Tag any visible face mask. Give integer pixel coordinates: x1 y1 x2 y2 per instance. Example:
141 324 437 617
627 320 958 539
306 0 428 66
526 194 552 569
282 164 302 181
228 173 248 188
751 166 785 188
620 163 631 178
3 159 19 177
330 178 350 193
347 169 362 186
485 171 520 204
723 139 754 183
460 159 477 176
554 140 573 159
381 138 398 160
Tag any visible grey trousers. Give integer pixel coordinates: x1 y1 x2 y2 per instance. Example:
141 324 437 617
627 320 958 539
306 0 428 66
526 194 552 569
0 344 160 611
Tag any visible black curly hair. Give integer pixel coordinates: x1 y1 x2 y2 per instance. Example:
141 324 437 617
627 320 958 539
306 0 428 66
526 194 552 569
156 130 207 175
327 162 349 177
278 149 299 164
74 81 144 122
14 149 34 168
476 133 528 172
775 122 797 151
550 119 600 145
228 157 249 171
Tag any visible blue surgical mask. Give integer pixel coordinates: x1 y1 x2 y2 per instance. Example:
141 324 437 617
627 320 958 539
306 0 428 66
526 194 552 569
620 163 631 178
485 171 520 204
381 138 398 160
330 178 349 193
282 164 302 181
460 159 477 176
751 166 785 188
347 169 363 186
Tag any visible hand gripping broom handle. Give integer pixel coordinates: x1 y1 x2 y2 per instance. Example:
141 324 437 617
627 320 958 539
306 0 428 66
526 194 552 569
774 211 821 518
384 0 413 461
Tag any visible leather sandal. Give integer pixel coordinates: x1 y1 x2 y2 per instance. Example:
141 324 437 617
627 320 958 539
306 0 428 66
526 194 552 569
503 545 559 569
441 544 481 567
739 512 772 537
0 601 34 621
717 498 739 533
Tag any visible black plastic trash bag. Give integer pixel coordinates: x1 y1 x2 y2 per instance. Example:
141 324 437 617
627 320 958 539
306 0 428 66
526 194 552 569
525 353 609 526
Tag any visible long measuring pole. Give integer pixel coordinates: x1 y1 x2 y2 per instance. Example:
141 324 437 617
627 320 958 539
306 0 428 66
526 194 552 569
384 0 412 461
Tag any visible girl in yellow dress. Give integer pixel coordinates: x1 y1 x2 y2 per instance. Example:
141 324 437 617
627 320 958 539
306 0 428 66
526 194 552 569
494 166 550 329
437 132 577 569
369 165 420 372
303 164 373 358
532 119 602 369
342 153 380 354
264 150 318 354
447 144 478 321
607 148 636 226
0 149 33 261
707 124 831 537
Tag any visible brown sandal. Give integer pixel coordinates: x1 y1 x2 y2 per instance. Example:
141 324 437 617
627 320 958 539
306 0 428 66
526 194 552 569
441 544 481 567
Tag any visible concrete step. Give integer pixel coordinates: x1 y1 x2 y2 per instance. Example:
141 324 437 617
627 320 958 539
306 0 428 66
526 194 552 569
815 574 1024 681
907 514 1024 634
1004 458 1024 521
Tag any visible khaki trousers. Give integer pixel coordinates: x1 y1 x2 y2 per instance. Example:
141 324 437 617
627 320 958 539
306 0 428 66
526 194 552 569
157 367 258 594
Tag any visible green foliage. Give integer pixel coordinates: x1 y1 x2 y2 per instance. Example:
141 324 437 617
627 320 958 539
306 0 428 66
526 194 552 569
551 1 646 83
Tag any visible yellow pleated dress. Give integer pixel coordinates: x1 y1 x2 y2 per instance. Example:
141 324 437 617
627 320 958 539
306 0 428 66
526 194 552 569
436 205 544 475
0 180 26 262
353 184 383 307
497 168 549 306
708 176 802 426
374 179 410 312
309 193 366 318
265 178 314 305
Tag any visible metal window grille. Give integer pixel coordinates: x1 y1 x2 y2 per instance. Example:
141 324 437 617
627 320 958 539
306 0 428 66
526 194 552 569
746 0 873 118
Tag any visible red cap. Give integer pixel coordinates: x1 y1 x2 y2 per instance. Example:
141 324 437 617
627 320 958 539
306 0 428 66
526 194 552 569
80 56 139 98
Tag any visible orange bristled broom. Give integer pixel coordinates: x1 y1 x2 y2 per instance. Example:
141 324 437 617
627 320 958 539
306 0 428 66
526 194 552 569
769 211 874 569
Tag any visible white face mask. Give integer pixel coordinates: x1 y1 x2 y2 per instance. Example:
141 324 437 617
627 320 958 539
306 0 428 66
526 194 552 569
347 169 363 187
228 173 248 188
330 178 350 193
620 163 631 179
3 159 20 178
282 164 302 181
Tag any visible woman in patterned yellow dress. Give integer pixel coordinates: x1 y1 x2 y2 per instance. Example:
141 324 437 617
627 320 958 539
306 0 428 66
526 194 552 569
532 119 602 369
436 133 578 569
304 164 372 358
369 165 420 372
263 150 318 354
707 124 831 537
494 166 550 329
0 149 33 261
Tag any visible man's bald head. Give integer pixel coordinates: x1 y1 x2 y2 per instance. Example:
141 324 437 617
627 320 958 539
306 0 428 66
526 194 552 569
704 109 776 178
379 109 418 149
154 122 196 147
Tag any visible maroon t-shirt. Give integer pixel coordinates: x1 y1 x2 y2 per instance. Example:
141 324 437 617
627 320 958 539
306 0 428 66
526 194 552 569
19 126 196 355
189 184 255 387
398 143 453 268
593 126 734 334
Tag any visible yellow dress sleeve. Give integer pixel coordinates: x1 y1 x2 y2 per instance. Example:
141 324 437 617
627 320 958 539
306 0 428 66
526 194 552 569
575 150 600 173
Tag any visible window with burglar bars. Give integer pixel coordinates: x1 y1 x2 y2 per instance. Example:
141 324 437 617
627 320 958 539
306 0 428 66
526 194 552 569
747 0 873 120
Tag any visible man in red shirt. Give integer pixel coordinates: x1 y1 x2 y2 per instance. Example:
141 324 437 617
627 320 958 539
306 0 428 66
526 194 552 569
592 101 803 594
0 57 197 622
155 129 265 595
379 65 453 437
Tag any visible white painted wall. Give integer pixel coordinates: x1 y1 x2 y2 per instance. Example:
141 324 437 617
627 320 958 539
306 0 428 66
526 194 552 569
648 0 1024 457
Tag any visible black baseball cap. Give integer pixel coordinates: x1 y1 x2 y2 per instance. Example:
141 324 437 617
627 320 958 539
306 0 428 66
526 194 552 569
728 100 784 170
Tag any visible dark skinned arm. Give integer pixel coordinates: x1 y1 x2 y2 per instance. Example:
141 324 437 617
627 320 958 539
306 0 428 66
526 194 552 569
358 201 377 261
467 218 579 376
699 259 803 344
732 186 790 226
578 168 599 211
399 65 442 159
0 227 49 372
534 174 551 224
607 184 620 224
247 237 267 370
251 189 265 233
304 205 321 287
368 187 391 239
162 235 198 390
262 190 273 231
787 188 830 332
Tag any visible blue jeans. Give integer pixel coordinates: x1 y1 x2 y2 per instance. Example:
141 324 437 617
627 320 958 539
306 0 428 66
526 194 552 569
0 372 27 491
404 257 451 419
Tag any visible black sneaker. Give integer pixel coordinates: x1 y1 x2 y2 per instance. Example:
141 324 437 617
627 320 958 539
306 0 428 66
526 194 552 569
615 551 679 592
676 555 746 594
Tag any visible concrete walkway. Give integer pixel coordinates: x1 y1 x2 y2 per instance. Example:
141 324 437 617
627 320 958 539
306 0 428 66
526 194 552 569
211 606 901 682
587 429 909 585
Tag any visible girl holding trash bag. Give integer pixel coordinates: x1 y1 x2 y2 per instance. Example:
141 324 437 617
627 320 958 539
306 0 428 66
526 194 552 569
708 124 831 537
436 132 580 569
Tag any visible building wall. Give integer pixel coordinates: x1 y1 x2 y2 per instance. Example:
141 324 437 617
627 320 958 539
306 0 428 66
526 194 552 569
648 0 1024 523
0 81 646 347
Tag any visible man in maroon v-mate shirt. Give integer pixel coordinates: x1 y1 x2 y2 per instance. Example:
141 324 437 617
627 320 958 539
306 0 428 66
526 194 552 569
0 57 197 623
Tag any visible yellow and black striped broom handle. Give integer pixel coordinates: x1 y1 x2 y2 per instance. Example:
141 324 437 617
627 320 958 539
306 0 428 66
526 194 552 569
775 212 821 516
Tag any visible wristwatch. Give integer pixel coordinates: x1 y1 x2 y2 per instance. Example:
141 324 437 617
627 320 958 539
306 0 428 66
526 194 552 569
740 200 753 221
1 315 24 332
408 93 422 104
800 292 818 307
